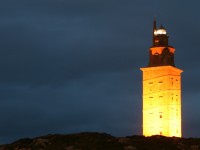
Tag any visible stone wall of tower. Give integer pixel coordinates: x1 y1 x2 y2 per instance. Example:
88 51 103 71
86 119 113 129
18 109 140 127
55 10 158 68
140 66 182 137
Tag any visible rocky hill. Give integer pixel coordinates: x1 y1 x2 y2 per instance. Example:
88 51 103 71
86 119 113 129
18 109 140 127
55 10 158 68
0 132 200 150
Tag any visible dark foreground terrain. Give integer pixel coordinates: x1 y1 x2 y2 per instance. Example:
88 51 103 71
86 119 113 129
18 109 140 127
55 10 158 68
0 132 200 150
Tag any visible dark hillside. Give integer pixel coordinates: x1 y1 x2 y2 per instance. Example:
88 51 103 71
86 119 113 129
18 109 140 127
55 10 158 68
0 132 200 150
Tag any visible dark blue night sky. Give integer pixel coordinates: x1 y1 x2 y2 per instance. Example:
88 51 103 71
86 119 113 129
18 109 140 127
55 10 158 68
0 0 200 144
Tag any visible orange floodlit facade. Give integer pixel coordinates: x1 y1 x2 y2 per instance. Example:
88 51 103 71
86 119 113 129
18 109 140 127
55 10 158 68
140 20 183 137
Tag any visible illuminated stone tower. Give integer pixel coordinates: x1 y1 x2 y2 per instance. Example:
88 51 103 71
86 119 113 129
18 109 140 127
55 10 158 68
140 19 183 137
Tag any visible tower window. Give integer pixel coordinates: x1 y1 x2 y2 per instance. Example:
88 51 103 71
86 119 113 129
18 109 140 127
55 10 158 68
160 131 162 135
160 115 162 118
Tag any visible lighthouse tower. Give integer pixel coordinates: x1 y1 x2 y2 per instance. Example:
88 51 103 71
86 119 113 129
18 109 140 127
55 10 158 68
140 20 183 137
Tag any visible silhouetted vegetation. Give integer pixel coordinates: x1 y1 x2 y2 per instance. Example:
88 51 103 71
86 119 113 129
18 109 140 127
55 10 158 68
0 132 200 150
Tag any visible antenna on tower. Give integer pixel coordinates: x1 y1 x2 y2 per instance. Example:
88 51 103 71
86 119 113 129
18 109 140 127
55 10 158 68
153 18 157 31
153 18 157 44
